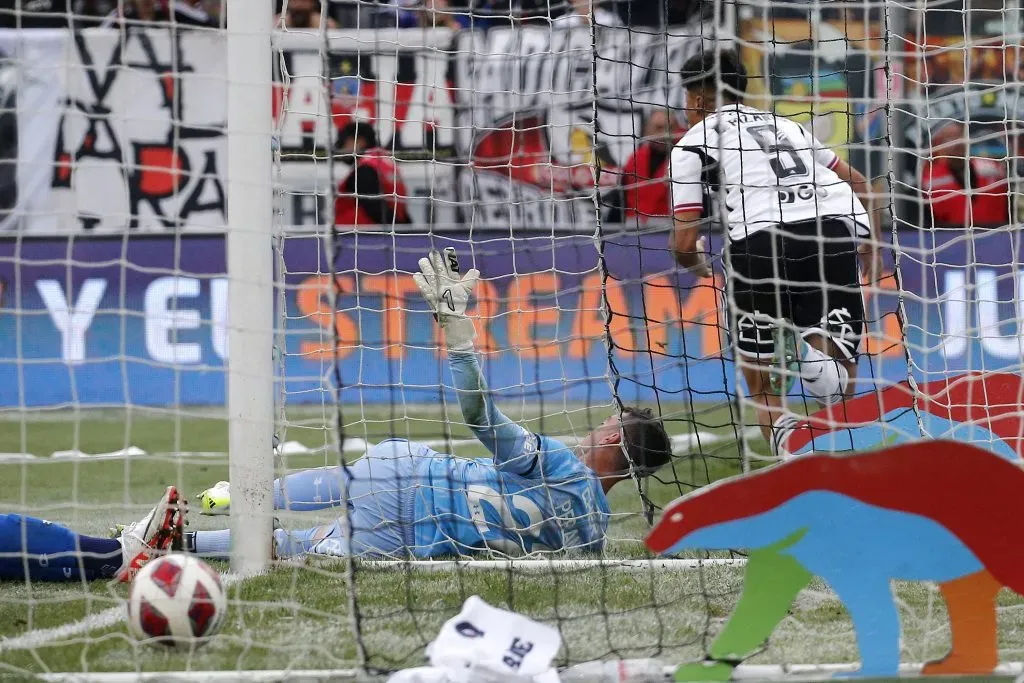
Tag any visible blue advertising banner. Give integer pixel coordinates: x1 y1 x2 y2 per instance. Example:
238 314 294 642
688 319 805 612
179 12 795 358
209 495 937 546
0 230 1017 407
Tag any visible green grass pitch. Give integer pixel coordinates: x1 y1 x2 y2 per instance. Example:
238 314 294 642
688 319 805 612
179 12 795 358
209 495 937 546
2 404 1024 677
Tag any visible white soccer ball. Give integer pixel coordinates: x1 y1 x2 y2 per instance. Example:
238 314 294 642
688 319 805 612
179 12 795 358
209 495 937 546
127 553 227 649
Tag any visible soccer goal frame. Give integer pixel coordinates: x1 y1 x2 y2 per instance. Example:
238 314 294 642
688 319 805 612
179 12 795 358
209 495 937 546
226 0 275 576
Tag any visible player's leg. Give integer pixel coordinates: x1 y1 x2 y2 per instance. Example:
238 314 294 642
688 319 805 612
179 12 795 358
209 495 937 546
199 467 345 515
739 359 797 458
293 439 419 558
193 439 421 559
0 514 123 581
272 467 345 511
791 219 865 406
199 439 428 516
728 227 796 456
799 333 858 402
189 522 336 560
0 486 182 582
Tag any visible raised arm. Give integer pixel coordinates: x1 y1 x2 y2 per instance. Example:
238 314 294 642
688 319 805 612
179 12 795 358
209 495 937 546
448 349 537 473
413 249 539 475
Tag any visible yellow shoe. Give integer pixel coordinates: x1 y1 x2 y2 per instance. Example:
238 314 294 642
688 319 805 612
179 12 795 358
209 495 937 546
198 481 231 516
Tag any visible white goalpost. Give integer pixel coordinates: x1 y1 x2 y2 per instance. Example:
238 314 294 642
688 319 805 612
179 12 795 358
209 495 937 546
226 0 275 578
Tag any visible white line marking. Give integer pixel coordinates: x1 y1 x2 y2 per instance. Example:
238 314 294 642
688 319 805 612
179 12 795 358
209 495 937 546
0 604 124 651
0 428 755 464
0 574 242 652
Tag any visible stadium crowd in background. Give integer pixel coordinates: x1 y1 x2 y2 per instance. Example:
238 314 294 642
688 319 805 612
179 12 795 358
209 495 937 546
618 109 684 225
922 122 1019 229
0 0 695 29
277 0 337 28
551 0 621 27
0 0 694 29
0 0 222 27
101 0 221 27
333 121 412 228
369 0 686 28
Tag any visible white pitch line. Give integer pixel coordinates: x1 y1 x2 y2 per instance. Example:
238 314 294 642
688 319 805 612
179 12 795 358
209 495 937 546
0 574 242 652
0 428 756 463
0 603 125 651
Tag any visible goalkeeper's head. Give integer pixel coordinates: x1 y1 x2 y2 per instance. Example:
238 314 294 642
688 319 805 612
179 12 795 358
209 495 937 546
581 407 672 491
680 49 747 128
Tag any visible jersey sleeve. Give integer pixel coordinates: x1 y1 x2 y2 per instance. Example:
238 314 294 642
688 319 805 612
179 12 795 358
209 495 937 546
535 435 592 483
670 124 719 214
447 349 539 476
801 126 841 170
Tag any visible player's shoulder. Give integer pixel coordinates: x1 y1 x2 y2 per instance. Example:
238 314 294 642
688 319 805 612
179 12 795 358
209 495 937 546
677 119 714 147
534 434 588 474
773 114 815 141
537 434 573 457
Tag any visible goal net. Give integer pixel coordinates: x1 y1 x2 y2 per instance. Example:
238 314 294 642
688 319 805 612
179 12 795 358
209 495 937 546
1 0 1023 679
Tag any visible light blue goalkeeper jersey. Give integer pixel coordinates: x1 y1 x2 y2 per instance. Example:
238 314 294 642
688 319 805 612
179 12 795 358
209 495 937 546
404 350 610 557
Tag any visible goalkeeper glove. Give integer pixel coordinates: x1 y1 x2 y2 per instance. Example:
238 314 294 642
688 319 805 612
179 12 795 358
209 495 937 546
413 247 480 351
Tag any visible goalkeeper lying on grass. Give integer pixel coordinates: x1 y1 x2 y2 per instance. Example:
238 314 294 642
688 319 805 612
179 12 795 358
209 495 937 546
188 249 672 559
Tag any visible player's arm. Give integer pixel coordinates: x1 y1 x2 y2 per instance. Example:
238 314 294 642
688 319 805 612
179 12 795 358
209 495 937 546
831 156 878 236
671 208 711 276
831 155 884 281
413 249 539 476
669 142 713 277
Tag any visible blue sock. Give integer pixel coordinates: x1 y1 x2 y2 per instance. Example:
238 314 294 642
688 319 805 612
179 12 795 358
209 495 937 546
0 514 122 581
79 535 123 578
193 530 232 560
273 467 345 511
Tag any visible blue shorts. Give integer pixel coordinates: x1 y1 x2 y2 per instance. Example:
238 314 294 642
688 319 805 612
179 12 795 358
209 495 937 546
273 439 422 558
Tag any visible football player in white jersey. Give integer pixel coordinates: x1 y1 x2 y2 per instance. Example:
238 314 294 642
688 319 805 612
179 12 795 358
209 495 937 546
668 50 883 458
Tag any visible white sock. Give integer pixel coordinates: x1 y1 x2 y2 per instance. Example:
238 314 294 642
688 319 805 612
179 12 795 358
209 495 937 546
194 530 232 560
799 342 849 406
770 413 801 460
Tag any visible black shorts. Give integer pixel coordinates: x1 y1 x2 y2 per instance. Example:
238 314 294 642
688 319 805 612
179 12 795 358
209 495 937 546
727 218 864 360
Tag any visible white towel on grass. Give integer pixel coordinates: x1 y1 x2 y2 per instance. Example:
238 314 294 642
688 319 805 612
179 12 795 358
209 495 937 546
388 595 561 683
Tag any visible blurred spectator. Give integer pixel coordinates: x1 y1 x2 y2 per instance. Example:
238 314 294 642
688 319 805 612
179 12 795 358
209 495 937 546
613 0 702 26
619 109 683 224
0 0 69 27
0 0 112 27
101 0 220 27
553 0 622 27
421 0 468 28
922 123 1013 228
334 121 412 227
377 0 475 29
194 0 220 25
277 0 337 29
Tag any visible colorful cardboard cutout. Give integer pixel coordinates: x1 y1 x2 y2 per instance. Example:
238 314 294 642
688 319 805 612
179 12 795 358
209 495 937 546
649 441 1020 678
783 372 1024 460
651 373 1024 681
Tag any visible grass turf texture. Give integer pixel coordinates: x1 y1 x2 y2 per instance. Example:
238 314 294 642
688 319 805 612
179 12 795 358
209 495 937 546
3 404 1024 676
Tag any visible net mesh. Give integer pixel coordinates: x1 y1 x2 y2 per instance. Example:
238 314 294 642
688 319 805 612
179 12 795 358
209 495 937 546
0 0 1023 679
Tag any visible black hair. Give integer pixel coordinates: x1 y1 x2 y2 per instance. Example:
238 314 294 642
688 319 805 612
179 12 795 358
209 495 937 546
620 407 672 477
680 49 747 103
336 120 379 150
